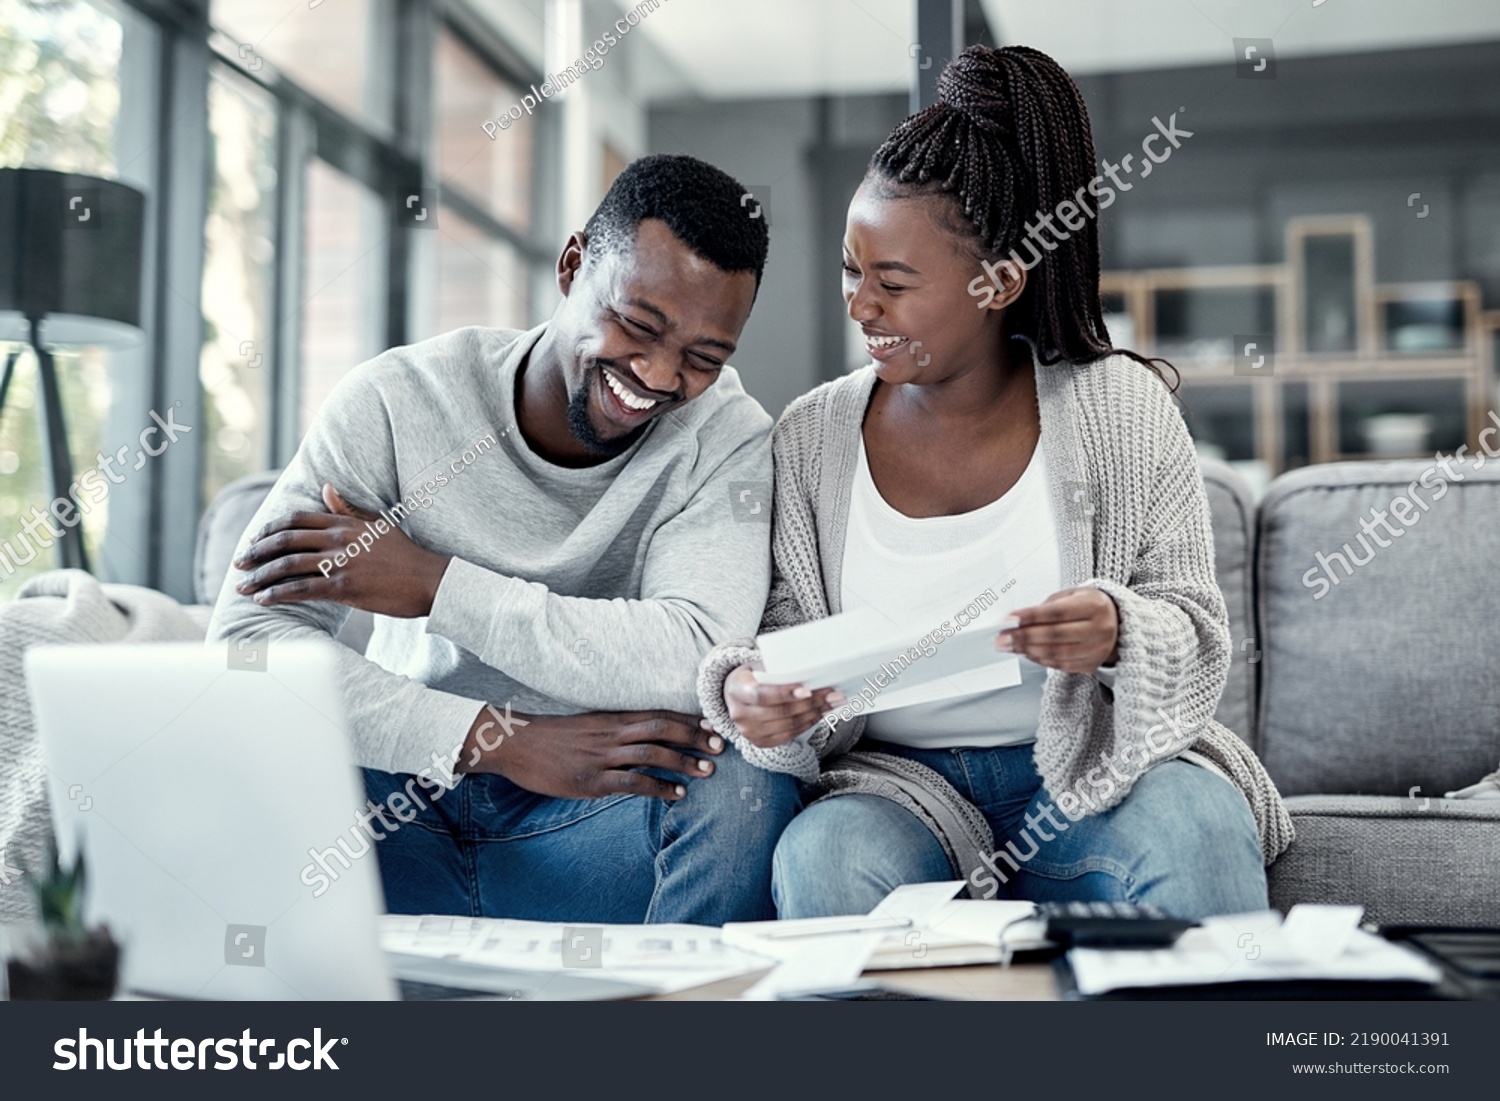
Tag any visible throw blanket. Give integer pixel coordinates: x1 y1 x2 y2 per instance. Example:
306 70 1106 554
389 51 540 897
0 570 207 925
698 351 1295 892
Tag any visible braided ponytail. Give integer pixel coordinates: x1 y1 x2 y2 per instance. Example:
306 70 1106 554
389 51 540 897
870 44 1175 389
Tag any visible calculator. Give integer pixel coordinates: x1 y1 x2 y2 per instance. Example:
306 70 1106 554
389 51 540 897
1038 901 1197 948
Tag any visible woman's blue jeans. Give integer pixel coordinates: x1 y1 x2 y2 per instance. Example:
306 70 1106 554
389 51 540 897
772 742 1267 921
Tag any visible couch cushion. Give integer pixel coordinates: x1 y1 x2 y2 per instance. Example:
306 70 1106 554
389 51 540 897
1268 795 1500 926
1256 459 1500 796
194 471 282 605
1199 458 1257 749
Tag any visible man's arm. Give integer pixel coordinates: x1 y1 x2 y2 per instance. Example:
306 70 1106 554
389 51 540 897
421 430 772 713
206 359 489 775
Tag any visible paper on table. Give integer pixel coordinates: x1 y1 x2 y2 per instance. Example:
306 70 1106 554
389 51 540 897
1278 903 1364 961
460 922 752 973
740 932 887 1000
868 881 968 927
721 881 966 955
378 915 773 995
755 605 1021 713
1068 907 1441 996
379 914 486 959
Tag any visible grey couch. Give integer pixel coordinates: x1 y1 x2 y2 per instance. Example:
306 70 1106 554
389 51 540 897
1200 457 1500 927
194 462 1500 927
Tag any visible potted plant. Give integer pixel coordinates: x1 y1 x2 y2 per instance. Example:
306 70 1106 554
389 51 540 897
5 846 120 1000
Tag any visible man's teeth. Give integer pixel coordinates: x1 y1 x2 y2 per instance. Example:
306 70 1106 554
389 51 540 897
866 335 907 348
605 371 657 411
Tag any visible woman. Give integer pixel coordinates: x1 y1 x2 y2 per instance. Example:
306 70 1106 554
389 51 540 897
696 44 1292 920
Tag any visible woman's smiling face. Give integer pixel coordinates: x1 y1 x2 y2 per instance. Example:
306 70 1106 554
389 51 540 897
842 178 1022 387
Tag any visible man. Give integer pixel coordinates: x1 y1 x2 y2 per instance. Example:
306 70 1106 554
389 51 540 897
209 154 797 923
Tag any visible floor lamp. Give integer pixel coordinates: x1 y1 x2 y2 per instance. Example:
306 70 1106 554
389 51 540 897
0 168 146 572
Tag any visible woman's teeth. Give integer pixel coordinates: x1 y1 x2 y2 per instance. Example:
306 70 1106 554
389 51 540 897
605 371 657 412
866 335 907 348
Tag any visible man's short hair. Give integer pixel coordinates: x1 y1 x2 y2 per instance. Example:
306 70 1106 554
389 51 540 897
582 154 769 285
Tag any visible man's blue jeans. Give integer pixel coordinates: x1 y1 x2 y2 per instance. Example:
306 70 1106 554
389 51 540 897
362 745 799 924
773 743 1267 921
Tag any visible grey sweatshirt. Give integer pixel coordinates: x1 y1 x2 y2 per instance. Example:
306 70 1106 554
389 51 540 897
208 324 774 775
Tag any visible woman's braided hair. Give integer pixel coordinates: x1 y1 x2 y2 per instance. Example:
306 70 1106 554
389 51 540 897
870 44 1176 389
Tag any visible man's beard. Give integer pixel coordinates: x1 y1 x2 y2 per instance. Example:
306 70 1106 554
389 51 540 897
567 365 640 458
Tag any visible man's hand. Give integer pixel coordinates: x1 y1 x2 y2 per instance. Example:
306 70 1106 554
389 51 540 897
724 663 845 748
460 707 725 801
996 587 1120 674
233 484 452 617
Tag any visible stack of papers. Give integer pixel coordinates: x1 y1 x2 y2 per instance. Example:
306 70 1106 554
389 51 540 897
722 883 1053 995
379 915 773 995
1067 905 1442 996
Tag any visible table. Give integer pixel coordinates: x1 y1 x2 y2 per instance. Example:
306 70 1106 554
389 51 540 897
651 960 1060 1000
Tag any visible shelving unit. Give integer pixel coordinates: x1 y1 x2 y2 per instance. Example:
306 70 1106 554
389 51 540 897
1101 215 1491 489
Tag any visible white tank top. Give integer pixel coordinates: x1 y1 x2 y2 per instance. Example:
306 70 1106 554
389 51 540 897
839 435 1063 748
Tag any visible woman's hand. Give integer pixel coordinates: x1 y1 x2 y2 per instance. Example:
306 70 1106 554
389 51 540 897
996 587 1120 674
722 663 846 748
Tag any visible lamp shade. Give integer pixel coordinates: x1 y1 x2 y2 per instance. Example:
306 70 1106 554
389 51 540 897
0 167 146 348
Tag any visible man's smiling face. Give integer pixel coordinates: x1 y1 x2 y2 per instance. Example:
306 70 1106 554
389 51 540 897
552 218 759 456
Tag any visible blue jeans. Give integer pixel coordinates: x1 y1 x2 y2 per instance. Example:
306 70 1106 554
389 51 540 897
773 742 1266 921
362 745 799 924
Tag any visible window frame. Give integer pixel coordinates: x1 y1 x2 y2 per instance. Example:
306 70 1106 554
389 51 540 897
105 0 553 599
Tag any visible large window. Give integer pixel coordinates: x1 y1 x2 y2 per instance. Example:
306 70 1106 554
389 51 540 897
435 26 534 231
2 0 553 602
209 0 394 136
0 0 130 598
428 26 541 337
434 207 530 334
200 63 277 504
298 159 385 434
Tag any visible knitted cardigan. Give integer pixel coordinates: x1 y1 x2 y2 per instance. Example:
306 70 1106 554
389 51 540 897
697 348 1295 886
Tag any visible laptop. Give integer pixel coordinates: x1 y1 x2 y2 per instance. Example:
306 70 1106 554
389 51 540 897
25 640 651 1001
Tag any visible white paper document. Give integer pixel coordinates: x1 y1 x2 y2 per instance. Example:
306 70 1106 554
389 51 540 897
755 604 1021 713
1068 906 1442 996
722 881 967 954
379 914 773 995
723 884 1051 977
739 933 888 1000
